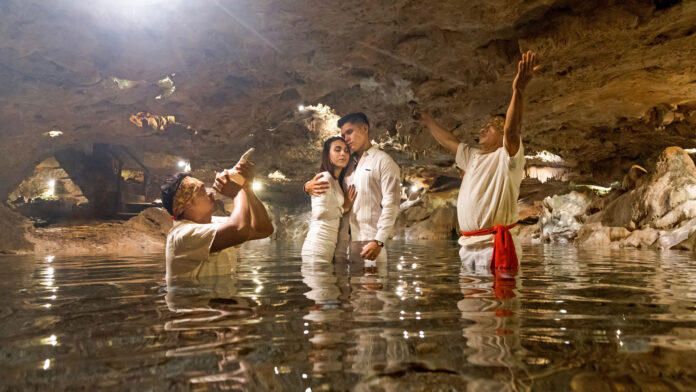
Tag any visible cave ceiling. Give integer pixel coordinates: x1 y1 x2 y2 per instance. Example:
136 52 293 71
1 0 696 196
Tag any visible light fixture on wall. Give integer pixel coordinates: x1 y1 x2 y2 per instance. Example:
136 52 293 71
44 130 63 138
252 181 262 191
177 160 191 172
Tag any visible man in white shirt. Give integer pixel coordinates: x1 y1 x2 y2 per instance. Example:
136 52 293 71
161 161 274 285
305 112 401 262
415 51 538 270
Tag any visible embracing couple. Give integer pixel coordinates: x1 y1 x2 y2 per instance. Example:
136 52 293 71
301 112 401 264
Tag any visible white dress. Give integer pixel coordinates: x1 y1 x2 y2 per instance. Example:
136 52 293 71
301 172 345 261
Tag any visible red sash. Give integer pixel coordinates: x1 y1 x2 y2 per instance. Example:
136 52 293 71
461 223 518 270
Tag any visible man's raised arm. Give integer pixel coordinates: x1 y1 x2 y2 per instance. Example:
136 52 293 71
245 186 274 239
237 161 274 239
414 109 459 155
504 50 538 157
211 182 251 252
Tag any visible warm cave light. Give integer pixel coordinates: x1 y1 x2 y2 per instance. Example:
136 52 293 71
252 181 262 191
43 359 51 370
45 180 56 197
42 335 58 346
685 148 696 154
45 130 63 138
410 184 419 192
177 160 191 172
268 170 289 182
298 105 305 112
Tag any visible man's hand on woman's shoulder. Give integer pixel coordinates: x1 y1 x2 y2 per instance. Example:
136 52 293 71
304 172 329 196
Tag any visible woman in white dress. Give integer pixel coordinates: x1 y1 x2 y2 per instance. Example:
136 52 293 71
302 137 356 261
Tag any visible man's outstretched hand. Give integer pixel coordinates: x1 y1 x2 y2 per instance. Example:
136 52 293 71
512 50 540 92
411 105 434 125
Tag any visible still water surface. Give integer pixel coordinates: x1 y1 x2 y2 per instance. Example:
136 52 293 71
1 241 695 391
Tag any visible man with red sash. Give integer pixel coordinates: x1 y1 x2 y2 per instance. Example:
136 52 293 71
415 51 538 270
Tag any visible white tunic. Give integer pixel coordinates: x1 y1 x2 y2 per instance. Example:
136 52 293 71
165 216 239 284
302 172 344 261
456 142 525 267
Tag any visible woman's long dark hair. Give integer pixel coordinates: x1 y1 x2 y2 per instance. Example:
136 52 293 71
320 136 349 189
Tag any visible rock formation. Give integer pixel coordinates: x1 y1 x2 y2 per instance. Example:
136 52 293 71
536 146 696 250
2 1 696 196
25 207 172 256
0 204 35 254
2 1 696 252
539 191 594 243
395 190 459 240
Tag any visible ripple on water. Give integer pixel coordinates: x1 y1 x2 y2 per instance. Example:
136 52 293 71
0 242 695 390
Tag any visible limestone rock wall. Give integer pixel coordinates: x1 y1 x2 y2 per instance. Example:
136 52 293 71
1 0 696 205
394 190 459 241
535 147 696 250
0 203 35 254
28 207 172 256
539 191 594 243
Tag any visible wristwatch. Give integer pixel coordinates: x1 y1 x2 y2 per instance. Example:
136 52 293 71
373 240 384 247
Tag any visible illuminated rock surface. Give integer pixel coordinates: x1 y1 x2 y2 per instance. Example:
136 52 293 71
1 0 696 251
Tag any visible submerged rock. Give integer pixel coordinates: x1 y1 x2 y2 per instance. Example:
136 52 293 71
623 228 659 249
655 217 696 251
576 224 631 248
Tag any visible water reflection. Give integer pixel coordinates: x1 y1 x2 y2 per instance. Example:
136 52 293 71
458 267 527 391
301 260 344 374
165 273 259 388
1 243 696 390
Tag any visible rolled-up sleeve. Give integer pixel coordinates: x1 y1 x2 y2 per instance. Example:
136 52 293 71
375 157 401 244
